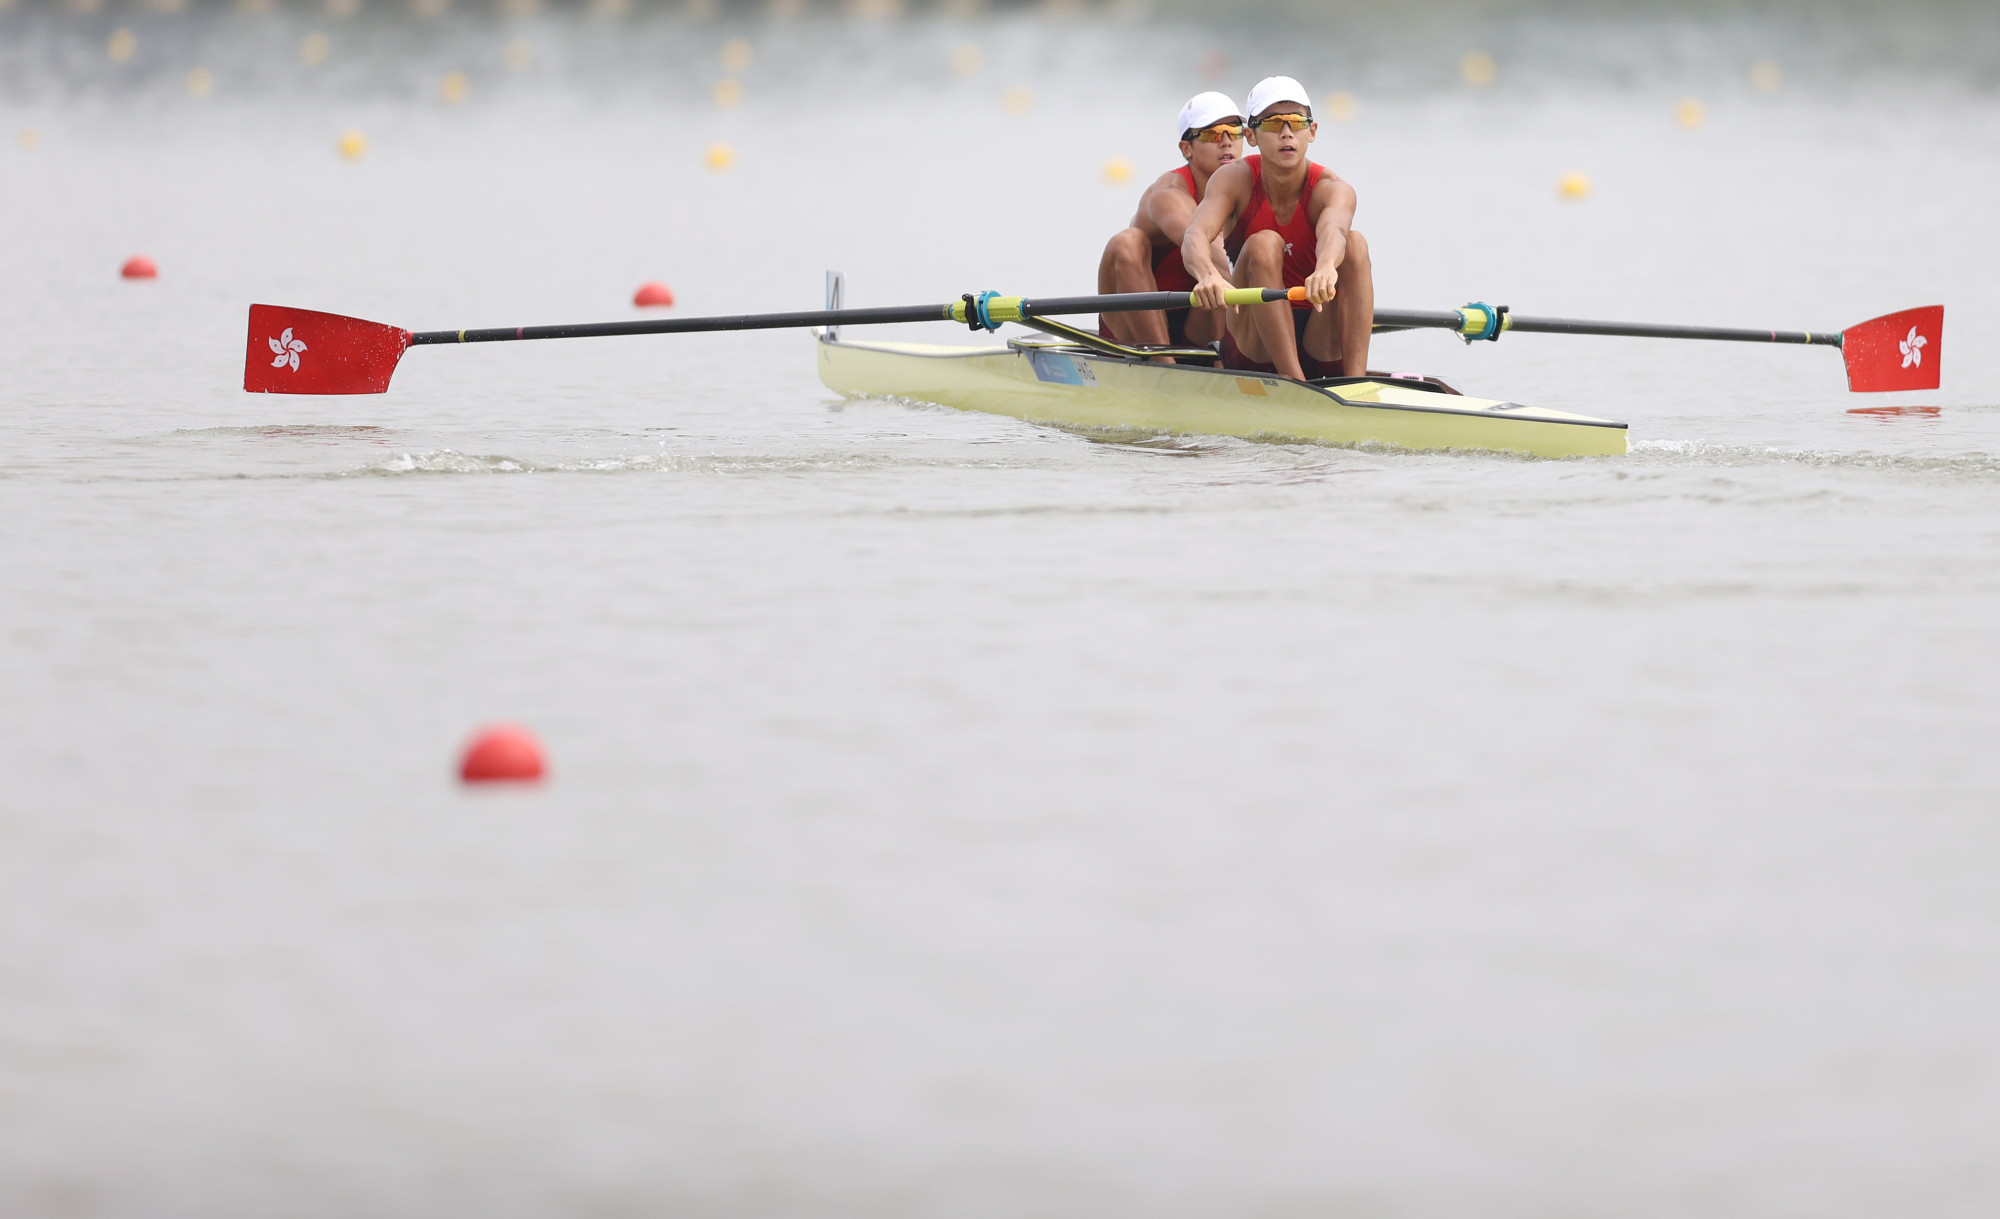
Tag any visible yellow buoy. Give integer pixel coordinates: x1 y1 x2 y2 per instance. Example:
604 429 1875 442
1557 170 1591 200
107 28 137 63
338 128 367 159
1750 59 1782 93
301 32 330 66
712 77 743 108
949 43 982 77
1460 50 1495 87
704 142 735 171
18 127 41 151
1322 91 1357 123
720 37 752 73
503 38 532 71
1002 85 1033 116
439 70 469 104
1675 98 1705 129
1100 156 1132 185
187 67 214 98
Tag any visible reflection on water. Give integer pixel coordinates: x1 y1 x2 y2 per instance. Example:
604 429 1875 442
1848 404 1943 419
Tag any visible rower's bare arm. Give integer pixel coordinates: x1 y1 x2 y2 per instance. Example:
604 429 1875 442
1304 179 1357 308
1184 164 1250 310
1142 173 1200 249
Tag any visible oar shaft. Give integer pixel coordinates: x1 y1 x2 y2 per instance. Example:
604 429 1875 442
408 289 1287 347
1370 307 1843 347
407 291 1840 351
1368 309 1470 335
412 304 947 346
1508 315 1840 346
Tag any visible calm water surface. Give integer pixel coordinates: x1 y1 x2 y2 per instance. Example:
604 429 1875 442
4 7 2000 1216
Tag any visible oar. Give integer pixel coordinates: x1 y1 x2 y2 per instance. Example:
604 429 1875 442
241 288 1290 395
1373 302 1943 393
244 291 1943 396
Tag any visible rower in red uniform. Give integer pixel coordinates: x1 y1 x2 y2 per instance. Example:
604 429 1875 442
1095 91 1244 354
1182 75 1374 381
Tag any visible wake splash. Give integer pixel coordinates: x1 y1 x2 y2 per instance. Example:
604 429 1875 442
1631 439 2000 481
358 451 533 476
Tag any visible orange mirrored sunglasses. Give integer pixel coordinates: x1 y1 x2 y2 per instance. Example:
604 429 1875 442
1189 122 1246 143
1253 113 1312 133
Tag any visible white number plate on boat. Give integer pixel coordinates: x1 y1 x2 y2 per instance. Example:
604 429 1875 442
1027 351 1098 387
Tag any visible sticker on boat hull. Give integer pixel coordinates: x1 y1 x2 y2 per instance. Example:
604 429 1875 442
1027 351 1098 387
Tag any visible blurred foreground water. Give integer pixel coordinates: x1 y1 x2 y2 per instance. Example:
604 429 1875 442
4 3 2000 1216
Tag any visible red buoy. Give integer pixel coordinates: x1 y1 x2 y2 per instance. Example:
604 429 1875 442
121 256 158 280
632 281 675 307
459 723 546 783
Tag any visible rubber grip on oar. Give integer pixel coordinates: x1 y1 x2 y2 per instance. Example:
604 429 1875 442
948 295 1026 327
1213 287 1297 307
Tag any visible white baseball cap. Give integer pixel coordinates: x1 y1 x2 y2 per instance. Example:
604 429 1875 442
1245 75 1312 120
1176 91 1243 140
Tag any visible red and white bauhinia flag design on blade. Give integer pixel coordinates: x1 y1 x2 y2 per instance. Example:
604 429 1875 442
243 304 411 394
1842 305 1943 393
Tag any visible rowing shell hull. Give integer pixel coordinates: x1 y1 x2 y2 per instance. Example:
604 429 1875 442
817 337 1627 458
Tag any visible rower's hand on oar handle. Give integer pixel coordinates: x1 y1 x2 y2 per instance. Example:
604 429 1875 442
1191 272 1235 313
1302 271 1338 312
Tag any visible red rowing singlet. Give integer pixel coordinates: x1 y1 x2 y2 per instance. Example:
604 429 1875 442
1099 166 1208 344
1224 154 1328 309
1148 165 1202 294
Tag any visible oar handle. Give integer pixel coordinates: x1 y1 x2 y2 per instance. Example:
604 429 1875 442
409 287 1292 347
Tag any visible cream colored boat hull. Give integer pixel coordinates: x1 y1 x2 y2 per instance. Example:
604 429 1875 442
817 337 1627 458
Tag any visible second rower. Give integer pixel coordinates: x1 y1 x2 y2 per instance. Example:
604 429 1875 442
1095 91 1244 353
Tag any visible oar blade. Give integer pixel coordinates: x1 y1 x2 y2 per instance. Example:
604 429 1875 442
1841 305 1942 392
244 304 412 395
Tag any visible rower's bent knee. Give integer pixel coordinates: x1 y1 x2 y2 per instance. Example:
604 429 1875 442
1344 229 1371 270
1239 229 1285 271
1104 227 1149 270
